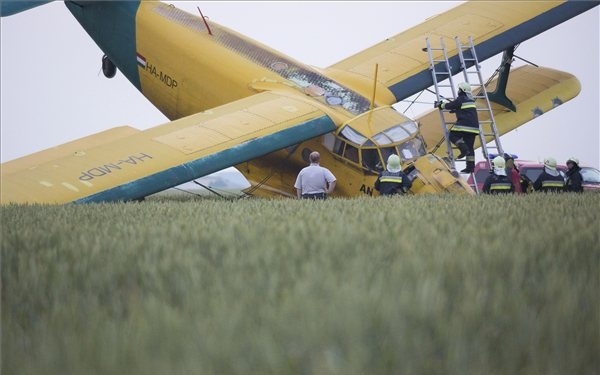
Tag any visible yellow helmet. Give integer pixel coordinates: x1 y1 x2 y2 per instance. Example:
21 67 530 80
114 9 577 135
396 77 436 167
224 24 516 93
458 82 471 93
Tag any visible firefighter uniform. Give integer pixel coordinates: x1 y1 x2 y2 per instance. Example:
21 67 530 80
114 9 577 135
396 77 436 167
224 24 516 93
483 174 514 194
533 157 564 193
436 82 480 173
374 154 412 196
564 157 583 193
483 156 514 194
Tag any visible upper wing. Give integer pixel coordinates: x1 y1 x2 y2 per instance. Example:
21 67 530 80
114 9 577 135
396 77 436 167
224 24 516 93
416 65 581 156
325 1 597 104
1 91 336 204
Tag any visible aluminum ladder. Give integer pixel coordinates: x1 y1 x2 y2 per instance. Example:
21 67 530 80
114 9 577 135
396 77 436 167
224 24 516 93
426 36 505 192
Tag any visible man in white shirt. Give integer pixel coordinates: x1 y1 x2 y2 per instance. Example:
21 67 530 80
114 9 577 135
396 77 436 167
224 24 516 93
294 151 336 199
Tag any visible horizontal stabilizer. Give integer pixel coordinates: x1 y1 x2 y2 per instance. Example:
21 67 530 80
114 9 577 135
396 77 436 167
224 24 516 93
0 0 53 16
416 65 581 157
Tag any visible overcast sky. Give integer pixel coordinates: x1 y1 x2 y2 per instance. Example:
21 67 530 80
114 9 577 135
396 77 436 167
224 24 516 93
1 1 598 169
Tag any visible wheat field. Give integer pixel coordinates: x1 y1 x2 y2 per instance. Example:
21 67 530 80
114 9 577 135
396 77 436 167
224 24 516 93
2 193 599 375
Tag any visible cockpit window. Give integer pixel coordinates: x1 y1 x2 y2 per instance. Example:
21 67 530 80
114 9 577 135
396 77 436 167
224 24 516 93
398 137 426 162
340 126 367 145
373 125 411 145
343 143 359 163
333 116 424 172
361 148 382 171
402 121 418 135
380 147 396 166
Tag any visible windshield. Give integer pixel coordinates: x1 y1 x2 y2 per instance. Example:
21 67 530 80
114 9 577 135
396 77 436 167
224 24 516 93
340 126 367 145
372 121 417 146
333 116 425 173
581 167 600 183
398 136 426 162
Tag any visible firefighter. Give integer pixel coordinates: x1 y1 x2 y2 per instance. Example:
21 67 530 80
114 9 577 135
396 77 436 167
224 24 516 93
374 154 412 196
434 82 479 173
533 157 564 192
482 156 514 194
564 157 584 193
503 153 523 193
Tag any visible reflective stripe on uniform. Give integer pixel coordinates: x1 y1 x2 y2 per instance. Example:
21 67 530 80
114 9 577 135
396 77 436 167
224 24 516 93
460 103 477 109
490 183 512 191
380 176 403 183
452 125 480 134
542 181 564 188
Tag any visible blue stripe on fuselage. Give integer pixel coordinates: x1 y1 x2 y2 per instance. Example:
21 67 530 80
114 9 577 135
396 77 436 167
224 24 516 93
388 1 598 101
65 1 141 90
74 115 337 203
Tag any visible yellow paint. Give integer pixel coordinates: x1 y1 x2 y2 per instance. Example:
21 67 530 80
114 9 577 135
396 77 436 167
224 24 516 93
2 1 583 204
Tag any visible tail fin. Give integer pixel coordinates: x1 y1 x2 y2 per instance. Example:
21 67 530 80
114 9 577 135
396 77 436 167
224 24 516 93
1 1 54 17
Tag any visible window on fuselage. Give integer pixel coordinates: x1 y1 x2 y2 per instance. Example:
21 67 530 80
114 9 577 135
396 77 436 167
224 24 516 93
398 136 426 162
361 148 382 172
380 147 397 168
333 137 345 156
343 143 359 164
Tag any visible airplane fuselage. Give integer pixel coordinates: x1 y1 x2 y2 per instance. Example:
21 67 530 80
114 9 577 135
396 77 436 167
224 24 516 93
66 1 471 197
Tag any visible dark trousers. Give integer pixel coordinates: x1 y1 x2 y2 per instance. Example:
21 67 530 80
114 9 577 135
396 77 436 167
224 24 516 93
301 193 327 200
449 131 476 169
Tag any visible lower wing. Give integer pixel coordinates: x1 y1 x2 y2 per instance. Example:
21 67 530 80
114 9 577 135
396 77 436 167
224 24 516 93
1 91 337 204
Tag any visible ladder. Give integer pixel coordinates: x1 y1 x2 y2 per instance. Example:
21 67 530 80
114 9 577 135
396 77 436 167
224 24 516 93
426 36 504 188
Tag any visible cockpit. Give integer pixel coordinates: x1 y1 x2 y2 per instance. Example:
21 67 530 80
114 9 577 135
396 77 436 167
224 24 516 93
322 106 427 174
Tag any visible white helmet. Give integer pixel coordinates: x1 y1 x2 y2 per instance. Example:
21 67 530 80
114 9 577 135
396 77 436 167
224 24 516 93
458 82 471 93
544 157 557 171
566 157 579 166
386 154 402 173
492 155 505 169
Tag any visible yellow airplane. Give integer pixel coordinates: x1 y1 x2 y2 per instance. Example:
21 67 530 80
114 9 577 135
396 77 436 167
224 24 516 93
1 1 597 203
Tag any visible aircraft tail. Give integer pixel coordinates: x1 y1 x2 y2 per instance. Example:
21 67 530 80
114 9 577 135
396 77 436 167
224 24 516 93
0 0 54 17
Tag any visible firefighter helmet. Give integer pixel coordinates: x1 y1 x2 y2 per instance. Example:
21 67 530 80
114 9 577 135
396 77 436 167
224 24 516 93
567 157 579 166
458 82 471 93
492 155 505 169
386 154 402 173
544 157 557 170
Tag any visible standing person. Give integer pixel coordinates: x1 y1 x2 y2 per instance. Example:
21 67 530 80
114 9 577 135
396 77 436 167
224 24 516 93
374 154 412 196
503 153 523 193
564 157 584 193
533 157 564 192
435 82 480 173
482 156 514 194
294 151 336 199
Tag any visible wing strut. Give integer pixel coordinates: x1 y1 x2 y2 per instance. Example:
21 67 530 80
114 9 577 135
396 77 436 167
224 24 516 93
487 47 517 112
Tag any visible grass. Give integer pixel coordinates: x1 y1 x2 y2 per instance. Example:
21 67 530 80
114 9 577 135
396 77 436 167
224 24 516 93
2 194 599 375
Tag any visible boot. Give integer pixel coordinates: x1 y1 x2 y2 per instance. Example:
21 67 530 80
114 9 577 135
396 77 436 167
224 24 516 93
456 142 469 159
461 160 475 174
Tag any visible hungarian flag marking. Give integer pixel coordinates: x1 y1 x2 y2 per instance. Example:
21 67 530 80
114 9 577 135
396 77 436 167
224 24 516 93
136 53 147 68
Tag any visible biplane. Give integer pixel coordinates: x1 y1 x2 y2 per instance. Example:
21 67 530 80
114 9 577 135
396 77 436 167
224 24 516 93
1 1 597 203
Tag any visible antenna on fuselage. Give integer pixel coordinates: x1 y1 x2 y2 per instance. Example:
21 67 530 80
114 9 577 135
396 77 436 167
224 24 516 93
366 63 379 133
197 7 213 36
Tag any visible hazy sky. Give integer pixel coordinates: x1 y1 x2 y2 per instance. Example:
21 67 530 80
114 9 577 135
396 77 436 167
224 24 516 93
1 1 598 170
